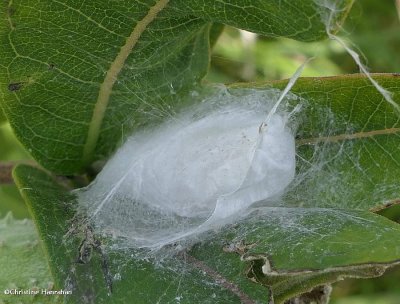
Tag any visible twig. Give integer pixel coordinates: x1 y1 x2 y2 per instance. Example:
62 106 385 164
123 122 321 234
0 160 36 184
0 162 15 184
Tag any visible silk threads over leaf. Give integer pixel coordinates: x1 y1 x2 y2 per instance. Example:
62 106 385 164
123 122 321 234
76 87 299 249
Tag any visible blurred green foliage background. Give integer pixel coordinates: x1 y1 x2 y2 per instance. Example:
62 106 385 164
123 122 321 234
0 122 31 219
206 0 400 84
0 0 399 302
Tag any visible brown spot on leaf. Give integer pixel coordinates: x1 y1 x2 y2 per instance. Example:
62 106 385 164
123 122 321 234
7 6 15 17
8 82 23 92
223 240 256 255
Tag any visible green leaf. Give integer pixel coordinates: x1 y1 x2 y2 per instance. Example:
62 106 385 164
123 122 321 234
12 162 400 303
0 107 6 124
0 123 31 162
12 164 268 303
0 212 56 303
232 74 400 211
190 208 400 303
0 184 30 218
209 23 225 49
0 0 353 174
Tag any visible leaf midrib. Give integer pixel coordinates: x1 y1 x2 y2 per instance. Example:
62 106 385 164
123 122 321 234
82 0 170 167
296 127 400 146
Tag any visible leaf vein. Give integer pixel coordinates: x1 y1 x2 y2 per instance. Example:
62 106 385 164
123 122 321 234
297 128 400 146
82 0 170 166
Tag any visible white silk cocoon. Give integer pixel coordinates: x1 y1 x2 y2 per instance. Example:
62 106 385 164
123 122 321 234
75 0 399 251
77 89 296 248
